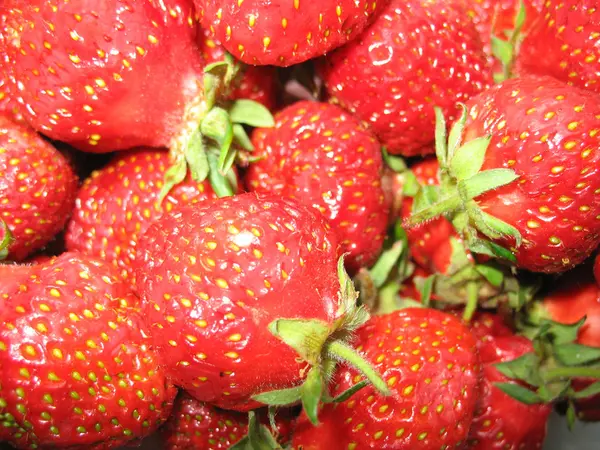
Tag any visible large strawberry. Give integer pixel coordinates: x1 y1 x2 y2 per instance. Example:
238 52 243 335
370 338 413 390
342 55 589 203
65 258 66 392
0 253 177 449
160 392 293 449
319 0 491 156
407 75 600 273
300 308 480 449
517 0 600 94
133 193 389 413
467 313 552 449
195 0 387 66
0 114 78 261
245 101 390 273
65 148 235 288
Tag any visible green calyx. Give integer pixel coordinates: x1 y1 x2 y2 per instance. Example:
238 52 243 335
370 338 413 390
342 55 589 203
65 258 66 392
491 0 528 83
0 221 13 261
406 105 522 264
253 255 391 425
229 410 282 450
160 55 275 203
494 318 600 427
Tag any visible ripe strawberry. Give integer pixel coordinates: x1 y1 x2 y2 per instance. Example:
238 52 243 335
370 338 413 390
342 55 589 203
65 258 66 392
161 393 293 449
65 148 233 288
245 101 390 273
198 27 278 110
133 193 389 412
467 313 552 449
291 407 344 450
1 0 206 153
0 253 177 449
195 0 386 66
321 308 480 448
319 0 491 156
0 114 78 261
407 75 600 273
517 0 600 94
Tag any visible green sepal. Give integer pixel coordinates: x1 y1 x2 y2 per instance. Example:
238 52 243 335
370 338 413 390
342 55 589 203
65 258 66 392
327 380 369 404
301 367 324 425
491 37 514 68
566 402 577 430
573 381 600 399
402 170 420 197
268 318 331 365
468 237 517 263
207 150 235 197
229 99 275 128
475 263 505 288
468 206 522 246
458 168 519 201
495 353 541 386
252 385 302 406
354 268 377 311
449 136 490 181
553 344 600 367
158 158 187 204
368 241 405 289
411 185 441 214
184 127 210 182
0 221 13 260
417 275 436 307
434 106 448 167
447 103 468 161
538 318 585 346
233 124 254 151
200 107 235 173
494 382 543 404
382 148 407 173
229 411 282 450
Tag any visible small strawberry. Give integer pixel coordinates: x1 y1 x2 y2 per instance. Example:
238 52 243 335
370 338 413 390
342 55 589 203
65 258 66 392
320 0 491 156
65 148 236 288
312 308 480 449
0 253 177 449
133 193 389 413
195 0 386 66
198 28 278 110
160 392 293 449
407 75 600 273
517 0 600 94
467 313 552 449
245 101 390 273
0 114 78 261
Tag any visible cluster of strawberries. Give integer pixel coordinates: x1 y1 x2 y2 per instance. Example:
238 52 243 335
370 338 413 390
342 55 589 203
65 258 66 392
0 0 599 449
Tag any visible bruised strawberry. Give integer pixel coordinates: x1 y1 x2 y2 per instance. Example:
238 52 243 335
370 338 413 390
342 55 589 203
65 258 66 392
195 0 387 66
246 101 390 273
517 0 600 94
0 253 177 449
133 193 388 412
320 308 480 449
320 0 491 156
0 114 78 260
65 149 233 288
161 392 293 449
198 28 278 110
408 75 600 273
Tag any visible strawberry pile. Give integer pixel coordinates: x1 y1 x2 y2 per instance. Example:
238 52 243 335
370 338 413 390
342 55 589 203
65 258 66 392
1 0 600 449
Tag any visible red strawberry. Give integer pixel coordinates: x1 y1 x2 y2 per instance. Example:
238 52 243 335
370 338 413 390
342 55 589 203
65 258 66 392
517 0 600 94
0 114 78 261
408 75 600 273
467 313 552 449
160 392 293 449
198 28 278 110
0 253 177 449
1 0 206 153
313 308 480 449
319 0 491 156
594 253 600 287
133 193 388 412
195 0 387 66
245 101 390 273
65 148 234 288
291 407 344 450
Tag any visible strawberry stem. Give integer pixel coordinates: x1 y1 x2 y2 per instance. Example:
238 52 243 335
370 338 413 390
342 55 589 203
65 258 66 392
406 194 462 227
324 340 391 396
544 367 600 381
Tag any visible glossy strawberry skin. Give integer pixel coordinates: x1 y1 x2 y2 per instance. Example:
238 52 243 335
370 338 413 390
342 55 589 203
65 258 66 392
0 253 177 449
463 75 600 273
65 149 228 289
320 0 491 156
328 308 479 449
195 0 386 66
198 28 278 110
1 0 204 153
467 313 551 449
133 193 340 411
517 0 600 94
0 114 78 260
291 407 345 450
246 101 390 273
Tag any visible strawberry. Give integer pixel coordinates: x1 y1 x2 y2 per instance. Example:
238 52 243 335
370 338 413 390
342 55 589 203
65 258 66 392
65 148 235 289
160 392 293 449
133 193 389 413
290 407 344 450
198 27 278 110
312 308 480 449
0 253 177 449
319 0 491 156
517 0 600 94
245 101 390 273
407 75 600 273
194 0 386 66
0 114 78 261
467 313 552 449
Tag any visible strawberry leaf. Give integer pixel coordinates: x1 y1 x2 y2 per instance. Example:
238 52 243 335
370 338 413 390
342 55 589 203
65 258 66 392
402 170 420 197
495 353 541 386
554 344 600 367
230 411 282 450
417 275 436 307
369 241 405 288
475 263 505 288
158 158 187 204
495 382 543 404
491 37 514 67
301 368 324 425
449 135 491 181
458 168 519 200
207 151 235 197
382 148 407 173
538 318 585 345
201 107 235 173
469 207 522 246
232 124 254 151
184 128 209 182
253 386 302 406
229 99 275 128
